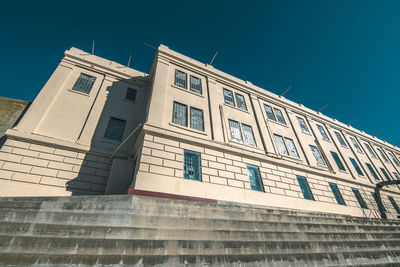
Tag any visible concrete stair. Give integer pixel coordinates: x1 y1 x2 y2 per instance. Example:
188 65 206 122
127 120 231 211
0 195 400 266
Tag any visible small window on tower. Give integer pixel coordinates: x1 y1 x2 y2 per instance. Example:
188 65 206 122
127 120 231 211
72 73 96 94
125 88 137 102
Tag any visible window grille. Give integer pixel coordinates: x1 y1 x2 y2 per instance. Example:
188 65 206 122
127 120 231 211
310 145 326 165
264 104 276 121
246 165 264 192
335 131 346 147
329 183 346 205
350 137 362 153
364 143 376 157
274 135 289 156
228 119 242 143
235 93 247 110
377 147 388 161
285 137 299 158
174 70 187 88
104 117 126 142
388 152 400 166
352 188 368 209
223 89 235 106
172 102 187 126
274 108 286 124
297 176 314 200
296 117 309 134
125 88 137 101
190 76 202 94
190 107 204 131
317 125 329 140
183 150 201 181
331 151 346 171
242 124 256 146
72 73 96 94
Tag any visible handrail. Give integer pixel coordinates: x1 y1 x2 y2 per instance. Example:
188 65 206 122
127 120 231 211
109 123 143 162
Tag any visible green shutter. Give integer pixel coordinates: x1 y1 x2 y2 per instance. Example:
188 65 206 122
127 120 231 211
329 183 346 206
351 188 368 209
388 196 400 214
297 176 314 200
331 151 346 171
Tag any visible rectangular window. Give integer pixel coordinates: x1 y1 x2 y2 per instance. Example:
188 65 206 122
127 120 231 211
235 93 247 111
183 150 201 181
317 125 329 140
190 107 204 131
331 151 346 171
310 145 326 165
364 143 376 158
125 88 137 101
228 119 243 143
297 176 314 200
351 188 368 209
172 102 188 126
365 162 380 181
174 70 187 88
380 167 391 181
242 124 256 146
349 157 364 176
296 117 310 134
388 196 400 214
274 108 286 125
388 152 400 166
246 165 264 192
372 192 387 212
274 134 289 156
190 76 202 94
264 104 276 121
393 172 400 180
104 117 126 143
377 147 388 161
329 183 346 205
72 73 96 94
285 137 299 158
335 131 347 147
350 137 363 153
223 88 235 106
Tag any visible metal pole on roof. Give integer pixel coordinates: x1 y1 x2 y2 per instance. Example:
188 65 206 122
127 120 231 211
318 104 329 113
127 55 132 67
280 86 292 97
92 40 95 54
348 118 359 126
143 42 157 50
373 130 384 137
209 52 218 65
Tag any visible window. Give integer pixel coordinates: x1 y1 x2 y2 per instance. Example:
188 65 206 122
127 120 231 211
365 162 380 181
183 150 201 181
125 88 137 101
274 135 299 158
297 176 314 200
380 167 391 181
172 102 187 126
349 157 364 176
310 145 326 165
388 152 400 166
263 104 286 125
351 188 368 209
246 165 264 192
372 192 387 212
190 76 202 94
317 125 329 140
350 137 362 153
388 196 400 214
235 93 247 111
334 131 347 147
331 151 346 171
376 147 388 162
223 89 235 106
296 117 310 134
364 143 376 158
393 172 400 180
190 107 204 131
104 117 126 143
72 73 96 94
228 120 256 146
174 70 187 88
223 89 247 111
329 183 346 205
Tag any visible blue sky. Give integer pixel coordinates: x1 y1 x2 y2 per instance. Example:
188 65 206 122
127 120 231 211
0 1 399 146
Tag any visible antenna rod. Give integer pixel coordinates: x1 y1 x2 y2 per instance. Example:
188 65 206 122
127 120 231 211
280 86 292 97
143 42 157 50
209 52 218 65
92 40 95 54
318 104 329 113
127 55 132 67
395 142 400 146
348 118 359 126
373 130 384 137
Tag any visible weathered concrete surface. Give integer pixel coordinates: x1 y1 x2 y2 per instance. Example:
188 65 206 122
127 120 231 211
0 194 400 266
0 97 30 138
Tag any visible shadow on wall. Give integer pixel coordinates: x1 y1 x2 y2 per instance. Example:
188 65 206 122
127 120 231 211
62 76 148 196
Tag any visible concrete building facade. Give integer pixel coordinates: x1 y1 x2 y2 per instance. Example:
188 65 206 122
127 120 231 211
1 45 400 219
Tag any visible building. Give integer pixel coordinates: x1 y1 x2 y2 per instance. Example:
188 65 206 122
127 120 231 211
0 97 30 139
1 45 400 219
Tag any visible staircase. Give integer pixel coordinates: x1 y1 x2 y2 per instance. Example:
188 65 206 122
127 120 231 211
1 194 400 266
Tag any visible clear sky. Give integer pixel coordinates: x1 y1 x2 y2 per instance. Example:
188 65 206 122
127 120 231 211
0 0 399 146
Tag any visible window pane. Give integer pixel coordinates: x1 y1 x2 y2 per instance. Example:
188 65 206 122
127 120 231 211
274 134 289 156
246 165 264 192
388 152 400 166
380 167 391 181
372 192 387 212
310 145 325 165
329 183 346 206
335 131 346 147
242 124 256 146
297 176 314 200
296 117 309 134
350 137 362 153
125 88 137 101
331 151 346 171
72 73 96 94
285 138 299 158
388 196 400 214
352 188 368 209
317 125 329 140
174 70 187 88
223 89 235 106
393 172 400 180
365 162 380 181
264 104 276 121
349 157 364 176
104 117 126 142
274 108 286 124
172 102 187 126
190 107 204 131
190 76 202 94
228 119 242 143
377 147 388 161
183 150 201 181
235 93 247 110
364 143 376 157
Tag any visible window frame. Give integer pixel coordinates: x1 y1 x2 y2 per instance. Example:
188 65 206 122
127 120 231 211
329 182 346 206
349 157 364 176
330 151 346 171
190 107 204 131
365 162 380 181
351 188 368 209
246 164 264 192
183 150 202 181
174 69 187 89
103 117 126 143
296 116 310 134
334 131 347 147
388 196 400 214
380 167 391 181
71 73 96 95
125 87 137 102
364 143 376 158
189 75 202 94
388 152 400 166
309 145 326 166
376 147 389 162
234 92 247 111
350 137 363 153
317 124 330 141
172 101 188 127
263 104 286 125
297 175 314 200
228 119 257 147
274 134 299 158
